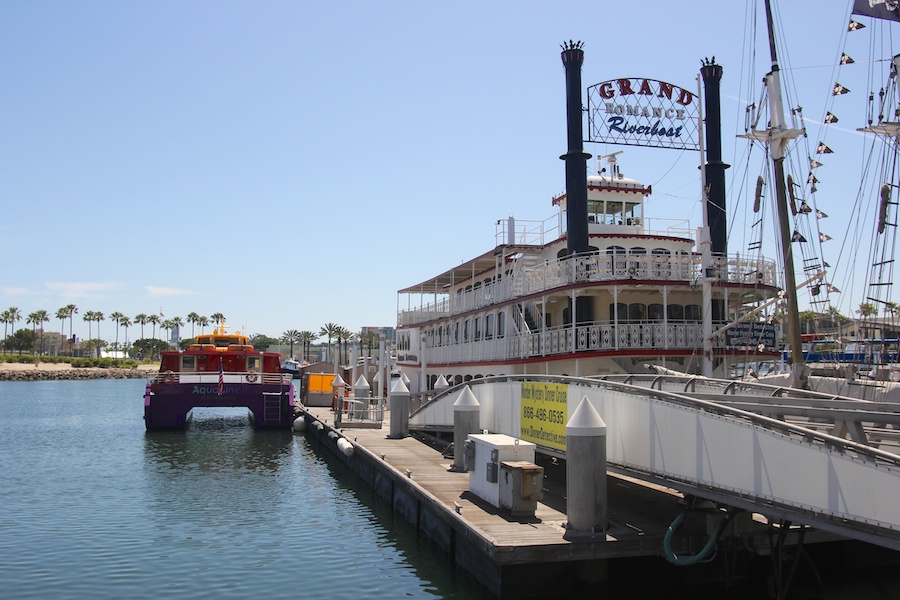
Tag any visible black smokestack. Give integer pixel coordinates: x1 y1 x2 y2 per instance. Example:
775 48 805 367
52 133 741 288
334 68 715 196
560 41 591 257
701 58 729 256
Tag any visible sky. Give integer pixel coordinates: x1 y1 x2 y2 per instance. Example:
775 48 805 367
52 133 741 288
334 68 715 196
0 0 884 344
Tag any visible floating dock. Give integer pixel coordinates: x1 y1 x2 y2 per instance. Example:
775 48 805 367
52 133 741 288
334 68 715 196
294 404 862 599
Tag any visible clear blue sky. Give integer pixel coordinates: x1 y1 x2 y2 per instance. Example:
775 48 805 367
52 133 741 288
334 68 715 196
0 1 873 342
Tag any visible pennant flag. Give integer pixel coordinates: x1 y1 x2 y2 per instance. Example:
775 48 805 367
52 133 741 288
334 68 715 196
218 358 224 396
792 230 807 243
852 0 900 22
823 261 831 268
825 112 839 124
840 53 855 64
848 19 865 31
819 232 833 242
808 173 819 184
810 183 818 193
799 202 812 214
810 158 823 168
816 142 833 154
816 209 829 219
827 283 841 293
832 82 850 95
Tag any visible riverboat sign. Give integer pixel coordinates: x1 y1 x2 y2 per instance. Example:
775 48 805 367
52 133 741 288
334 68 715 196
586 77 700 151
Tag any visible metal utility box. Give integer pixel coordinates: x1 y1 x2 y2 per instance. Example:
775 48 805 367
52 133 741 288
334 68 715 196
499 460 544 517
467 434 536 509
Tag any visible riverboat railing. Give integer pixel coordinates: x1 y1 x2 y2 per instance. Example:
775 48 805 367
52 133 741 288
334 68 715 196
148 371 291 385
398 251 777 327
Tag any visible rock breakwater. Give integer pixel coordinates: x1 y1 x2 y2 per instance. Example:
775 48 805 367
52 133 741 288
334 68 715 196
0 368 149 382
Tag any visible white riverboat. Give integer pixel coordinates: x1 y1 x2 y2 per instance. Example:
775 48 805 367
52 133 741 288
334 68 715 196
395 150 782 393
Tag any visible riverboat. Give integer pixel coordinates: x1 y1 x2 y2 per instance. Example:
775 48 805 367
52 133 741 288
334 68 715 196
143 326 295 429
395 148 783 392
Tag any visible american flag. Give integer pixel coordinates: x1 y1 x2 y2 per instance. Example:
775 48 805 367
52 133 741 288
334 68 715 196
217 358 224 396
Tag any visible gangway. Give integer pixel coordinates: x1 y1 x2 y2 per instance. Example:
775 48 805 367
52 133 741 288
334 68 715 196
408 374 900 551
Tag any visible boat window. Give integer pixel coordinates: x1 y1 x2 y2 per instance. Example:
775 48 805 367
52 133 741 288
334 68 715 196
475 317 482 341
667 304 684 321
497 311 505 338
609 303 627 321
629 303 647 321
464 319 470 342
248 357 261 371
685 304 702 321
648 303 665 321
485 314 494 339
181 356 195 370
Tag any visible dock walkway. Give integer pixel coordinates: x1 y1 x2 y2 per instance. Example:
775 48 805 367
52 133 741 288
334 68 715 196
296 404 818 598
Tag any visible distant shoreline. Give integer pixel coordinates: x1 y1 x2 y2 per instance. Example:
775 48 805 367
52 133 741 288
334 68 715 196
0 362 157 382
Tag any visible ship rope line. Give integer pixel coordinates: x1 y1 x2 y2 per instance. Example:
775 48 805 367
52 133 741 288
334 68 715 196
808 2 900 381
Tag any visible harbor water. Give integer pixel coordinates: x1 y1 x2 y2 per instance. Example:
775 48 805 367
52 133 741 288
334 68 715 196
0 379 491 599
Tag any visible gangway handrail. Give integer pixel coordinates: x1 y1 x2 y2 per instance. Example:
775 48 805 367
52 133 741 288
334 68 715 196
412 374 900 470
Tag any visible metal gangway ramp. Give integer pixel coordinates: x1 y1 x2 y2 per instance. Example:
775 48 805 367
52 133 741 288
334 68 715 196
408 374 900 551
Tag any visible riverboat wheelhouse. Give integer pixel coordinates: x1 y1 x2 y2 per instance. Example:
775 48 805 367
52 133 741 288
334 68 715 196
143 326 295 429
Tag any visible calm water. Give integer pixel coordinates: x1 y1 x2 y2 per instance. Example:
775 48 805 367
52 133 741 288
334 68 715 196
0 379 491 599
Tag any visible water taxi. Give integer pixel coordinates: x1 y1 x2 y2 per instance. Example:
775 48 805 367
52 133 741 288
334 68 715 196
143 326 295 429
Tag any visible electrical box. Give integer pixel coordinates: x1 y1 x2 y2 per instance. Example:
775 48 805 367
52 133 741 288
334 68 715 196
499 461 544 517
467 434 536 509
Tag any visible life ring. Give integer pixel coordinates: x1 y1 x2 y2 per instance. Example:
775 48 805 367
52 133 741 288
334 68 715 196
163 370 175 384
246 370 259 383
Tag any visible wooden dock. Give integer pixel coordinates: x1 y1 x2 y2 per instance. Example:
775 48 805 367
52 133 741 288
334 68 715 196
296 405 836 598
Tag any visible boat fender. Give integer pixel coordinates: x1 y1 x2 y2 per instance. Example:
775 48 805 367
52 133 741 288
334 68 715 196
163 370 175 384
327 431 339 441
246 370 258 383
336 438 354 457
312 421 324 433
292 417 307 432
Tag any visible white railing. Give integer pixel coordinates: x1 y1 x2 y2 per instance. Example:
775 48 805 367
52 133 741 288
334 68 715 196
399 252 777 327
417 321 707 365
148 371 291 385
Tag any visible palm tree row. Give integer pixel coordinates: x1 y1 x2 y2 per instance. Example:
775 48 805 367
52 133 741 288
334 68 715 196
2 305 227 357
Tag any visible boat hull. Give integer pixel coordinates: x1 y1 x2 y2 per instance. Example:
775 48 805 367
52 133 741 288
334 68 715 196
143 380 295 430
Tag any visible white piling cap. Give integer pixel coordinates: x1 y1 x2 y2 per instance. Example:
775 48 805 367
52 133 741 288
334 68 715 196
400 372 410 384
566 396 607 436
354 374 370 389
453 385 480 411
434 374 450 389
390 377 409 395
332 374 346 388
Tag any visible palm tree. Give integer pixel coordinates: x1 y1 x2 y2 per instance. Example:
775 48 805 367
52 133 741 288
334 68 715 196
148 314 160 339
6 306 22 337
135 313 149 340
160 319 172 345
1 309 9 341
83 310 95 352
299 331 318 363
319 323 341 363
27 310 48 355
198 316 210 334
186 312 201 339
885 301 899 341
170 316 185 343
281 329 301 359
210 312 225 332
110 311 125 355
119 315 132 357
338 327 352 365
65 304 78 354
93 312 105 352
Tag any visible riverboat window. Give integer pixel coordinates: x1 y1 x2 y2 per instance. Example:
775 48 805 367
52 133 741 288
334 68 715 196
609 303 627 321
181 356 195 370
649 303 665 321
248 357 261 371
475 317 482 341
485 314 494 339
497 311 505 338
667 304 684 321
685 304 702 321
629 303 647 321
464 319 470 342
